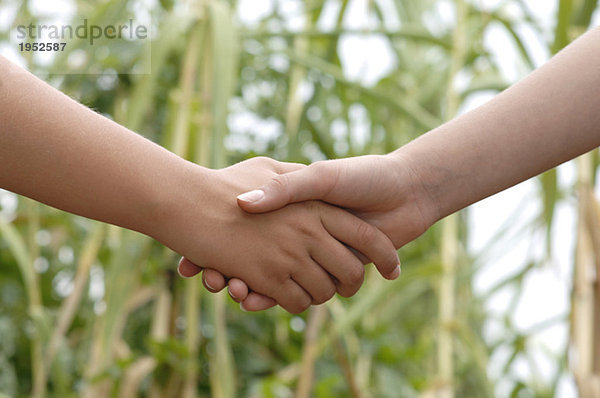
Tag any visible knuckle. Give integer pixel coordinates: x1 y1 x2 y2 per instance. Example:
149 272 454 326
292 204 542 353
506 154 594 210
344 264 364 287
292 202 322 233
309 160 330 177
250 156 272 166
299 200 321 214
299 297 312 313
264 272 290 298
308 161 326 176
274 271 292 289
350 265 365 285
355 222 378 247
289 297 311 314
270 173 290 190
337 284 357 298
288 306 303 314
245 156 281 173
281 246 306 266
294 220 314 239
324 284 337 302
309 161 338 196
314 284 336 305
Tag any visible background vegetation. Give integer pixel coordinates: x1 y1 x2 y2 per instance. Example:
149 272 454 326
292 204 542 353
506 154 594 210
0 0 599 397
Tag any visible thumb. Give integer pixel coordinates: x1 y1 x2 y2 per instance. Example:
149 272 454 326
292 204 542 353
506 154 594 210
237 162 331 213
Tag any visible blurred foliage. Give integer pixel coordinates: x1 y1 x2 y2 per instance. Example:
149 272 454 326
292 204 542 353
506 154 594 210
0 0 599 397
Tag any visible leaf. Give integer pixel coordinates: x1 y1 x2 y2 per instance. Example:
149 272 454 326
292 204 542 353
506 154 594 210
126 13 195 131
552 0 574 54
282 48 441 130
208 1 240 169
493 16 536 70
573 0 598 28
0 216 36 308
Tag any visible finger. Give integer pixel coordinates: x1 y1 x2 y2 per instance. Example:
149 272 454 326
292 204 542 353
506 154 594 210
321 207 401 280
348 248 370 265
202 269 227 293
227 278 249 302
290 260 337 304
271 279 312 314
341 245 385 268
240 292 277 311
178 257 202 278
237 161 333 213
273 161 306 174
310 236 365 297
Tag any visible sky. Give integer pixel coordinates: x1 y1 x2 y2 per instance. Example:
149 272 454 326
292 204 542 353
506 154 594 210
234 0 599 396
1 0 600 396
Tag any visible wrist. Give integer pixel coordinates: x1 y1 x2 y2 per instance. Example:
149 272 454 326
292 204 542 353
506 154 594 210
140 160 216 247
387 146 442 226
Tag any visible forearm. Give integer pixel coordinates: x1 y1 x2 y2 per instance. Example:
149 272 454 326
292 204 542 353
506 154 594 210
0 56 207 239
394 27 600 221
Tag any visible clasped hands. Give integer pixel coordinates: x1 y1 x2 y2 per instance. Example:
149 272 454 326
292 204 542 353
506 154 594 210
175 153 438 313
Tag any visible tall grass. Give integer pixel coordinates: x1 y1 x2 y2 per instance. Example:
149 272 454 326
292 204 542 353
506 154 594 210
0 0 598 397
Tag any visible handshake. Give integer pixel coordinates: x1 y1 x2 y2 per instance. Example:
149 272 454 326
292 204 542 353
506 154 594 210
3 26 599 316
171 154 436 314
1 56 435 316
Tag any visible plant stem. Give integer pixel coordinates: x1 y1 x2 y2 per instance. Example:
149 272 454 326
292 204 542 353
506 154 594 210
572 152 599 397
295 306 327 398
437 1 467 396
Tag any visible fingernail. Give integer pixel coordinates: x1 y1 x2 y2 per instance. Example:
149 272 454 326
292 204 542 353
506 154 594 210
240 302 248 312
177 266 186 278
390 265 401 280
204 279 215 291
228 286 238 300
237 189 264 203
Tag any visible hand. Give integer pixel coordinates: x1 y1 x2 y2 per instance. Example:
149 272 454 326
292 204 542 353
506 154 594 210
179 153 436 310
235 154 437 247
169 157 400 313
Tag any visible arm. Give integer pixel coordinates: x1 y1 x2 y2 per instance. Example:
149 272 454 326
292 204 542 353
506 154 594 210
400 26 600 220
242 26 600 224
189 26 600 309
0 57 400 313
0 56 195 236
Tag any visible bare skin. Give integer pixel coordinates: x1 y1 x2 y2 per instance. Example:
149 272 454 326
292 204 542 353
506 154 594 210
0 56 400 314
184 26 600 311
